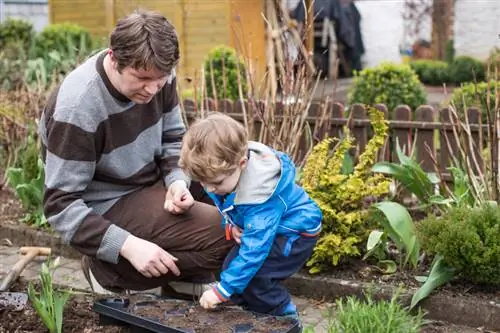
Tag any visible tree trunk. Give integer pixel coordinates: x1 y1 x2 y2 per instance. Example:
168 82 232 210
431 0 454 60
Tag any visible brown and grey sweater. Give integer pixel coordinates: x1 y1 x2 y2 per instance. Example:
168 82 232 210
38 50 189 264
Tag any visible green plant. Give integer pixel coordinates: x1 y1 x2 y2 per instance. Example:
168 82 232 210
330 289 425 333
33 23 93 59
444 39 455 64
448 80 500 123
347 62 427 112
410 59 450 85
28 257 72 333
448 56 485 84
203 45 247 101
0 18 34 52
365 201 420 271
417 203 500 286
301 107 391 273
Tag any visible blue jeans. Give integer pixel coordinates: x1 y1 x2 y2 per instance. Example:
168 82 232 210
223 234 318 316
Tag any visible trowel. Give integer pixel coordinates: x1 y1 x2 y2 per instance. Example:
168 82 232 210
0 246 52 311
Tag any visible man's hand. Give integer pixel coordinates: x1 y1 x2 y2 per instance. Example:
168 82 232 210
199 288 223 309
164 180 194 214
231 226 243 244
120 235 180 278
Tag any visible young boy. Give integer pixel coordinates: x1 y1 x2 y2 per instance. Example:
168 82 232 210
178 113 322 318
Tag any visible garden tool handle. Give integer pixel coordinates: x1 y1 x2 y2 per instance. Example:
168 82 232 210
0 247 52 292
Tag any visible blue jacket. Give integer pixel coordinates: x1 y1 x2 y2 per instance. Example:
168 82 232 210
206 141 322 299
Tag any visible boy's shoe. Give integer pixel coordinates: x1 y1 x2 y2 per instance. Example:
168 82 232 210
81 255 123 295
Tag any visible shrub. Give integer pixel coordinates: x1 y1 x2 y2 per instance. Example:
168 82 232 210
33 23 93 59
347 62 427 112
417 204 500 285
409 59 450 86
301 107 391 273
331 291 424 333
448 80 500 123
203 45 247 101
0 18 34 52
486 47 500 79
448 56 485 84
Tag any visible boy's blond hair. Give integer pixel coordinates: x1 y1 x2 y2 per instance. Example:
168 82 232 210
179 113 248 181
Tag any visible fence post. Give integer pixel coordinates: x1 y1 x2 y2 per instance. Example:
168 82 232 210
350 104 368 155
392 105 412 162
415 105 436 172
439 107 459 178
374 104 390 162
467 107 483 174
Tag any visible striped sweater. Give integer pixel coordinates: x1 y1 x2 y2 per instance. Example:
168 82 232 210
39 50 189 264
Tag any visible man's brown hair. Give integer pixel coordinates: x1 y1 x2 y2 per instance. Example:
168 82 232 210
179 113 248 182
110 9 179 73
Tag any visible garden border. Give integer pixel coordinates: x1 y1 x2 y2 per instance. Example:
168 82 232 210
1 222 499 331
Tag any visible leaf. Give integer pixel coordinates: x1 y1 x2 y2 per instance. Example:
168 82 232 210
366 230 384 251
410 255 457 310
372 260 397 274
414 276 428 283
372 201 420 268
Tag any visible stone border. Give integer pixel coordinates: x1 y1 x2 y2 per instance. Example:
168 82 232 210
2 222 499 331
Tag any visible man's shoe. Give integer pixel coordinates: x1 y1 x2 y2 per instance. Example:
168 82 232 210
81 255 123 295
162 281 216 300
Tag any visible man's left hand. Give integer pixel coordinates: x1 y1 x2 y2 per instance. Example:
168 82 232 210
164 180 194 214
199 289 223 309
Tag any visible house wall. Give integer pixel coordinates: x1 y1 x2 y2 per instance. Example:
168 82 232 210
355 0 499 69
1 0 49 32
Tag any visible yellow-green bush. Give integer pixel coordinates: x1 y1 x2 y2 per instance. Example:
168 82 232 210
417 204 500 286
301 107 391 273
449 80 500 123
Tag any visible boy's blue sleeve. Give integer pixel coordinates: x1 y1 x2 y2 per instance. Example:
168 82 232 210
214 197 285 299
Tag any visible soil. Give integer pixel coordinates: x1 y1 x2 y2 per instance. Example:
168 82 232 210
0 188 497 332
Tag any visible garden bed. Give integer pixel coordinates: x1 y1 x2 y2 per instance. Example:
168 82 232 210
0 189 498 332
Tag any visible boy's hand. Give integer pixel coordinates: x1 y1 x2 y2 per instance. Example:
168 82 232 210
199 289 223 309
231 226 243 244
164 180 194 214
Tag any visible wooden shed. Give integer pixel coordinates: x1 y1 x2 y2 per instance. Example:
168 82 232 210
47 0 267 85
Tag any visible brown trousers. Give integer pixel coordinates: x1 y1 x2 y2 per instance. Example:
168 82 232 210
89 181 234 290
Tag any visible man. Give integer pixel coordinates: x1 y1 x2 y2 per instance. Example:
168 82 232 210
38 10 232 295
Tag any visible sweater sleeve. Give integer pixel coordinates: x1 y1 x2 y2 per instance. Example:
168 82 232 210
42 106 130 264
159 71 191 188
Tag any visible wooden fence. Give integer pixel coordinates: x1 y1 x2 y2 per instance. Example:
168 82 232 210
181 98 485 177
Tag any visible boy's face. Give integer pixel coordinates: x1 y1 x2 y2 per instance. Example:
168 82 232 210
201 158 247 195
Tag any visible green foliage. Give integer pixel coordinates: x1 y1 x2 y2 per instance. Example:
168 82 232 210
301 107 391 272
444 39 455 64
203 45 247 101
369 202 420 270
33 23 93 59
0 18 34 51
486 47 500 79
6 130 46 227
449 80 500 123
330 290 425 333
417 204 500 285
28 257 72 333
409 60 449 85
347 62 427 112
448 56 486 84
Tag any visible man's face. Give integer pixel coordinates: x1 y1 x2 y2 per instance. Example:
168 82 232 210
116 64 170 104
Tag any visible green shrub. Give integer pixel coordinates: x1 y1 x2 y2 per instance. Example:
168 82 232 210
448 80 500 123
486 47 500 79
0 18 34 52
330 291 424 333
448 56 485 84
417 204 500 285
203 45 247 101
410 59 450 86
444 39 455 64
348 62 427 112
33 23 93 59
